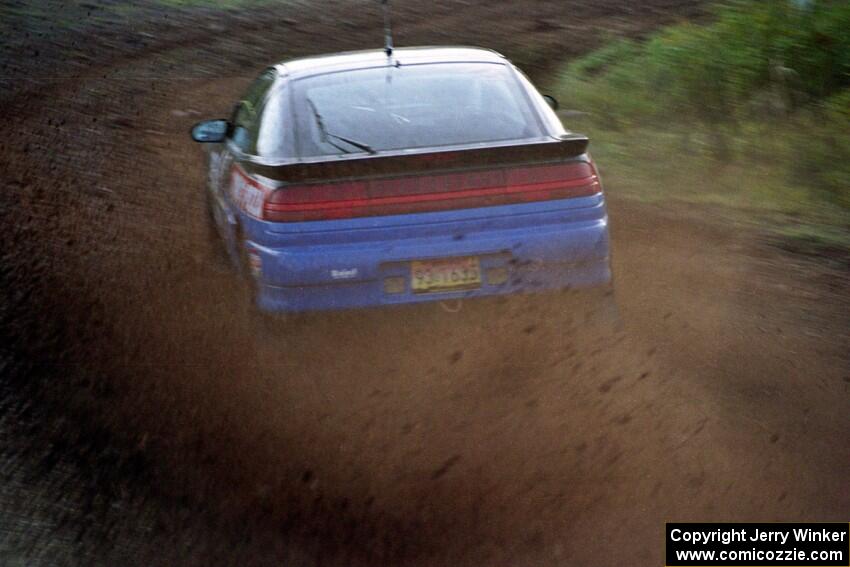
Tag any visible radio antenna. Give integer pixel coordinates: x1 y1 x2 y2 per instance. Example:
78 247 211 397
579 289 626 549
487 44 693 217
382 0 393 56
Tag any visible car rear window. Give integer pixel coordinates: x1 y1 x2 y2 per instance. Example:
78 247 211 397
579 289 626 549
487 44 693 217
290 62 545 158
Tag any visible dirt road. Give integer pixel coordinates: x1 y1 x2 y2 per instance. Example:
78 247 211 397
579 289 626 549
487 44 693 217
1 1 847 566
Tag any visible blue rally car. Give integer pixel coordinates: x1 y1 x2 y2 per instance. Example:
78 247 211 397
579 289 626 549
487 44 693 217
191 47 611 312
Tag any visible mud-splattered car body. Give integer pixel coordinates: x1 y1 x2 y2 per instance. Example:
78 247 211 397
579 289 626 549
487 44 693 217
192 47 611 312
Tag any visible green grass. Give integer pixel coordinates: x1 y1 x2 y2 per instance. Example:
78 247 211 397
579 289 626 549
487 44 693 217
551 0 850 255
560 113 850 253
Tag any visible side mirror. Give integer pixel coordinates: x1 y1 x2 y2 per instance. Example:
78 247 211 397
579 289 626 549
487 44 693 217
542 95 559 111
191 119 229 143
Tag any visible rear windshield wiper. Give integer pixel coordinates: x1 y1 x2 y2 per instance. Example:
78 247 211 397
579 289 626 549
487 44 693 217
306 97 376 155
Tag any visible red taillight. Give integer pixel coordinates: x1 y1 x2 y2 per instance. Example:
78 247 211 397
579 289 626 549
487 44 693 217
262 161 601 222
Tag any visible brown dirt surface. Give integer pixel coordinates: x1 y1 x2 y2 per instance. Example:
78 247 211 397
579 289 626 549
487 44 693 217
1 1 848 566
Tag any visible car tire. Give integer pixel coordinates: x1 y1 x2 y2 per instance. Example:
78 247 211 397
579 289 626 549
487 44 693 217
235 232 260 307
204 189 231 270
552 282 621 339
582 282 622 337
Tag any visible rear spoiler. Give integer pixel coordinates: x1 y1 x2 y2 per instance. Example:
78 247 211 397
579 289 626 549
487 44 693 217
248 135 589 184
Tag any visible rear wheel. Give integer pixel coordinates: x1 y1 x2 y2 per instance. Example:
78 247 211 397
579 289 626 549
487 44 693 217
582 282 622 337
234 233 295 334
204 189 231 270
235 231 260 306
554 282 621 340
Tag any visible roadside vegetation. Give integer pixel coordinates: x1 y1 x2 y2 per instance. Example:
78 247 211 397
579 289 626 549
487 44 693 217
555 0 850 254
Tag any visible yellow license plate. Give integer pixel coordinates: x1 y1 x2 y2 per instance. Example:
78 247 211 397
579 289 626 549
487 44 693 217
411 256 482 294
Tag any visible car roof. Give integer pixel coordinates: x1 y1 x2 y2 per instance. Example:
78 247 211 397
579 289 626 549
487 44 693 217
273 46 507 79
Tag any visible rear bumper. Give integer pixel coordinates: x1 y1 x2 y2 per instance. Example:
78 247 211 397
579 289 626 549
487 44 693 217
245 196 611 312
